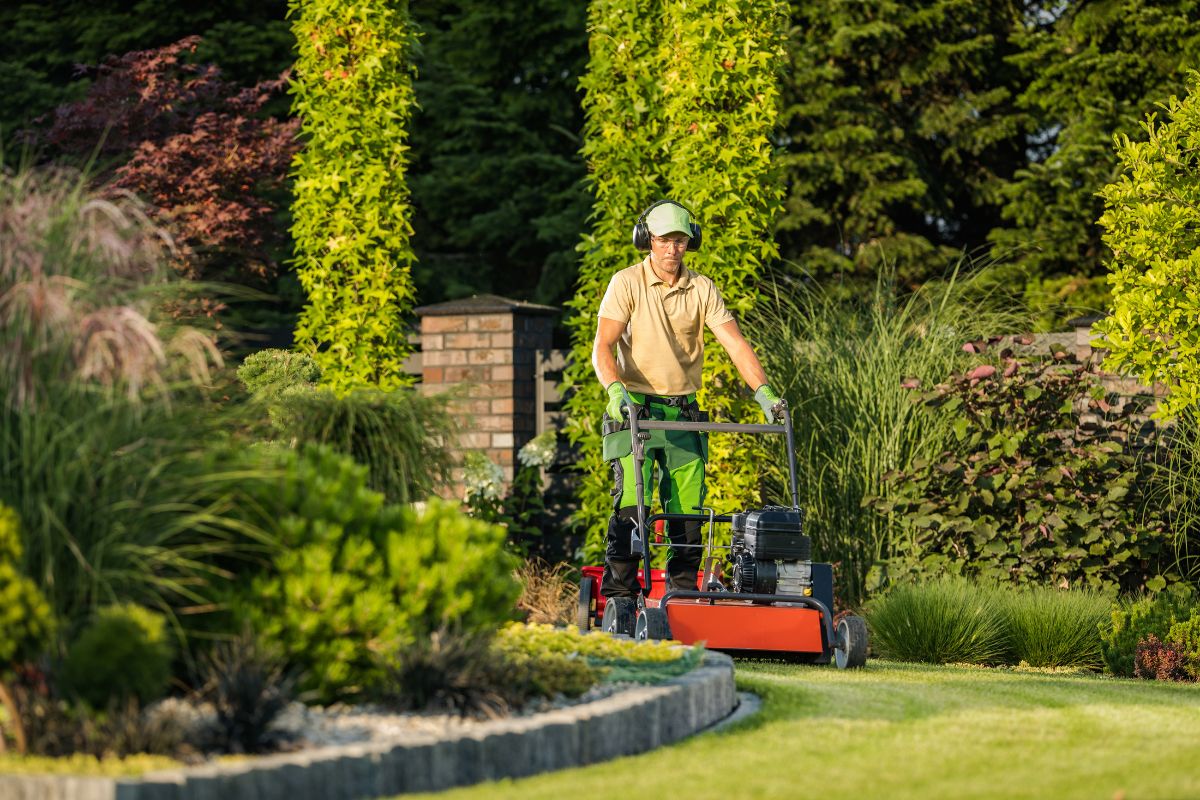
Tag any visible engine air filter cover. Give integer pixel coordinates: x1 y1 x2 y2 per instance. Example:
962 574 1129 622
744 506 810 561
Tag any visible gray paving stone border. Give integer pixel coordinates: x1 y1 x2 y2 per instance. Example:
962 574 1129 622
0 651 735 800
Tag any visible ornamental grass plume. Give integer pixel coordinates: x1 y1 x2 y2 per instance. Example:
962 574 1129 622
0 167 221 409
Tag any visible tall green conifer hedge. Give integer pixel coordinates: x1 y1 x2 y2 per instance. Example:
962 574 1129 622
565 0 787 559
289 0 418 391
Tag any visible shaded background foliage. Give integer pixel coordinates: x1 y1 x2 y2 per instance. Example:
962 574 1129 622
7 0 1200 326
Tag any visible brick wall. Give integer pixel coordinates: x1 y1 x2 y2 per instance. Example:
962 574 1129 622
415 295 557 496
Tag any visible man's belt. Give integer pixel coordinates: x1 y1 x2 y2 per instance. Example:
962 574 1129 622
640 393 694 408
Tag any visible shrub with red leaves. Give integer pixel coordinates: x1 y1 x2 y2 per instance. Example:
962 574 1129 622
1134 634 1193 682
36 37 300 285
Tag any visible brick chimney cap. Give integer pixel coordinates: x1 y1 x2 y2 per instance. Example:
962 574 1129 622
415 294 559 317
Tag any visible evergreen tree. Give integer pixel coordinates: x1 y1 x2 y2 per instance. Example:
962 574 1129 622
777 0 1030 287
994 0 1200 323
408 0 589 308
0 0 291 136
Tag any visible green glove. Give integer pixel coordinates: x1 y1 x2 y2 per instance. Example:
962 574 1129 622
606 381 635 420
754 383 784 421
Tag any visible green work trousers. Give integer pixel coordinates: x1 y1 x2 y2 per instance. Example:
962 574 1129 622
602 392 707 597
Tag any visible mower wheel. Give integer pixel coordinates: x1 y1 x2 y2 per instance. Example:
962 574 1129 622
602 596 636 636
577 578 594 632
634 607 672 641
834 615 868 669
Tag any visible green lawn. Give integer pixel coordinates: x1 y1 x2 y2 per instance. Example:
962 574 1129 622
416 660 1200 800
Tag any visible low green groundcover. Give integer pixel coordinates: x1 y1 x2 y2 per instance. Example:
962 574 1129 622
0 753 179 777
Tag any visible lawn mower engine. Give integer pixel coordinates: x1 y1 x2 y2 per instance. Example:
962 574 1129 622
730 506 813 597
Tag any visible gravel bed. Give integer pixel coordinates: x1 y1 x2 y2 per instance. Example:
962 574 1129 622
273 681 636 748
150 682 637 754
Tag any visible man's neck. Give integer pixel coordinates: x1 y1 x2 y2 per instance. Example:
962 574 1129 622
649 254 682 287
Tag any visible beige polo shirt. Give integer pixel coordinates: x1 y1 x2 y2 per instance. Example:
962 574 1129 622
597 256 735 396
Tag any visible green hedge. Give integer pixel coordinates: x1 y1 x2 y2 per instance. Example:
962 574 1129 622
566 0 788 560
289 0 419 391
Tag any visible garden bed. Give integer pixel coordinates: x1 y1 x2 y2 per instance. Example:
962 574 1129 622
0 650 735 799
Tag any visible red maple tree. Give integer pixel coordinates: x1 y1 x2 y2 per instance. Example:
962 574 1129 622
38 37 300 285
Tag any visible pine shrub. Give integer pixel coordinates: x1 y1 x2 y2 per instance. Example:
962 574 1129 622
0 505 53 667
1101 586 1198 678
61 605 174 709
234 445 520 703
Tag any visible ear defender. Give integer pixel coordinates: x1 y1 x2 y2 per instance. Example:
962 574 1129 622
632 199 702 253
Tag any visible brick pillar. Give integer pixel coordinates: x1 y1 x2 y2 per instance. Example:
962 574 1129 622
415 295 558 493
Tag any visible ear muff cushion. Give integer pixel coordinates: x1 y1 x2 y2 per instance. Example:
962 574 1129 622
632 221 651 251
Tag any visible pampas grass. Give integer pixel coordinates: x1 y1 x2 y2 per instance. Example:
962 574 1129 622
748 264 1030 603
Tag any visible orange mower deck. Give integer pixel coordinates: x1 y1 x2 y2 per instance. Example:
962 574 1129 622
650 596 827 654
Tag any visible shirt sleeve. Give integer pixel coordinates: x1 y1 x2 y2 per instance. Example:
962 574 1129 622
703 279 735 329
597 273 633 323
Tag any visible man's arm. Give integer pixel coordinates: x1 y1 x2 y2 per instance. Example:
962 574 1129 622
711 318 768 390
592 317 626 388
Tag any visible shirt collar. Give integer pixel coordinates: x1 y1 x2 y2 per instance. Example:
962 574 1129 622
641 255 692 290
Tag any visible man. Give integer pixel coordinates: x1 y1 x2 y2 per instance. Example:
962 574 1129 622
592 199 785 602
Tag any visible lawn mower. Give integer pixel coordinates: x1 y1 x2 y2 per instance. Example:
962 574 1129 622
578 400 868 668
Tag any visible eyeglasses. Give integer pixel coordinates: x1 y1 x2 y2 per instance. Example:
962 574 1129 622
651 236 689 250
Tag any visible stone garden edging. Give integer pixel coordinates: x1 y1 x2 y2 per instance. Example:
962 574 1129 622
1 651 736 800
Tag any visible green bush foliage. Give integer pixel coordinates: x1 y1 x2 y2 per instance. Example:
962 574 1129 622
875 349 1171 593
1102 586 1198 677
236 349 320 406
234 445 520 702
237 349 455 502
1003 588 1110 669
289 0 419 392
1166 616 1200 679
866 579 1011 665
566 0 788 561
869 578 1110 669
270 386 455 504
1093 72 1200 418
0 506 53 667
61 605 174 709
751 271 1028 602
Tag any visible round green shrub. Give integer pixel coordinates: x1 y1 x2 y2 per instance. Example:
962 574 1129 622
236 349 320 403
1101 585 1197 677
0 505 54 665
236 445 520 703
61 604 174 708
867 578 1010 665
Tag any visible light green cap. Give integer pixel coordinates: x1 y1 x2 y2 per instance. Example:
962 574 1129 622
645 203 693 237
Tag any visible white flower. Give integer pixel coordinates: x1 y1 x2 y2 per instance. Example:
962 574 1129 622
517 430 558 469
462 451 504 501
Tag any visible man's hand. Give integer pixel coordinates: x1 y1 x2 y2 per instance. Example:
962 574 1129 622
606 381 635 420
754 384 785 422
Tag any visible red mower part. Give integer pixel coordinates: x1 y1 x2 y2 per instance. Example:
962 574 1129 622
580 565 705 630
656 598 827 655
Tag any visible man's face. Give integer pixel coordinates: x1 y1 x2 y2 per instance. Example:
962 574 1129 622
649 233 689 269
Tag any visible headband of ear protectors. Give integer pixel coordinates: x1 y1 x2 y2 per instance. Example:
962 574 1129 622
631 199 703 253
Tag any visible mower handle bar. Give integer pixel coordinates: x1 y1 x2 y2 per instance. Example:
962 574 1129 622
625 398 800 597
